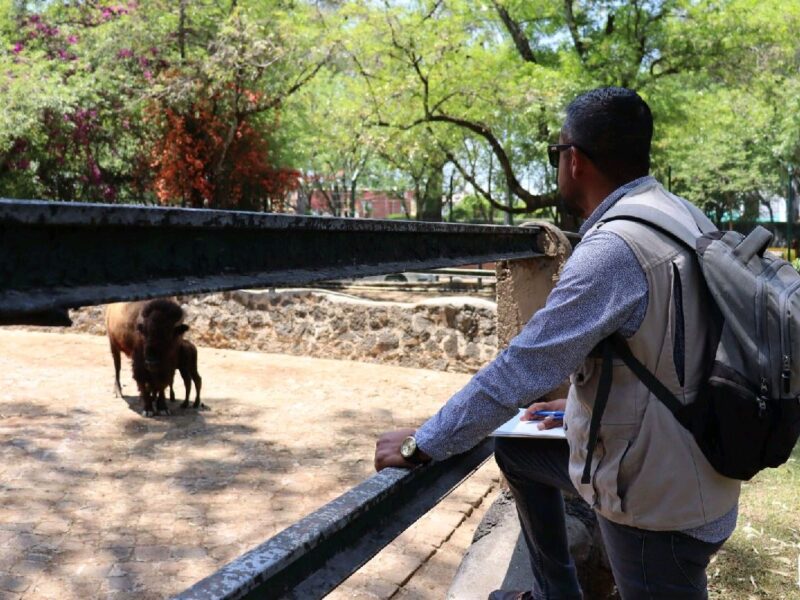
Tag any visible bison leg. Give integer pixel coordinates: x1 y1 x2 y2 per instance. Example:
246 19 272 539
180 369 191 410
141 390 155 417
156 389 170 416
169 371 176 403
193 373 203 409
110 341 123 398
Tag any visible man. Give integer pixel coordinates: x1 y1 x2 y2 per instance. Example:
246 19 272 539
374 87 740 599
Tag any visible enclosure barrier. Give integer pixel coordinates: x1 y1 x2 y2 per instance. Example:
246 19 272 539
0 198 574 599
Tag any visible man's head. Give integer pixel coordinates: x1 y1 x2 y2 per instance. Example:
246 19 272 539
553 87 653 217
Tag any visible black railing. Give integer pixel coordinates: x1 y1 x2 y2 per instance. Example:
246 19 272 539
0 199 553 599
0 199 549 323
174 440 494 600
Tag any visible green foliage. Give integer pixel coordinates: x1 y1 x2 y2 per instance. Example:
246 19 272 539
450 194 494 223
1 0 798 227
291 0 800 222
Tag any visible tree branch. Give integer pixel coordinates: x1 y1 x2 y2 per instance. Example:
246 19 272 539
426 113 555 210
422 0 443 22
563 0 586 60
649 55 680 79
429 91 460 114
348 51 385 122
241 54 328 117
439 144 534 215
493 1 537 63
374 112 556 211
365 14 556 212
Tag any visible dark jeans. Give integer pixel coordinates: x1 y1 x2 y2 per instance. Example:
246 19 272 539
493 438 725 600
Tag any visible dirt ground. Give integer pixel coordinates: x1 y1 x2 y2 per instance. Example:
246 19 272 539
0 329 490 599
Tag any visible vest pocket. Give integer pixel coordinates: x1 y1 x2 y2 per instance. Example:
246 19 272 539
592 436 633 514
573 359 641 424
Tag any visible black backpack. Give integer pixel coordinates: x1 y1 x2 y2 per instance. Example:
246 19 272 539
581 201 800 484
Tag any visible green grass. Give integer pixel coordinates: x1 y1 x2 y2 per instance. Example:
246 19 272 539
709 441 800 599
768 248 798 262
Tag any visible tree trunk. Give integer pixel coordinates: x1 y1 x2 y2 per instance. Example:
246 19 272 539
743 194 759 221
295 188 308 215
178 0 187 62
347 162 364 217
210 119 239 208
417 161 444 222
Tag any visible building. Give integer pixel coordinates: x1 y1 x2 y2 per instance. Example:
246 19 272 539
305 189 415 219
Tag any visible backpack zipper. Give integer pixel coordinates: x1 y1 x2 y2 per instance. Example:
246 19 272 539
758 378 768 417
756 275 769 404
780 278 800 395
755 262 785 403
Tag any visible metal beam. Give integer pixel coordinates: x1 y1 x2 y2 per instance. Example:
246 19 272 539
1 200 545 320
172 439 494 600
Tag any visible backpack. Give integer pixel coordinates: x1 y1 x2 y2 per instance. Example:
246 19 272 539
581 198 800 484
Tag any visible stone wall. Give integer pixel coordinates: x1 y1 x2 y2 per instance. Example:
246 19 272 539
65 289 499 373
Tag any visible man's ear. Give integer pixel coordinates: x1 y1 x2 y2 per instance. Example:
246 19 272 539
569 146 585 179
175 323 189 336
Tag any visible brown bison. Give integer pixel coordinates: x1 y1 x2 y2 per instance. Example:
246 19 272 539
169 339 204 409
105 299 188 417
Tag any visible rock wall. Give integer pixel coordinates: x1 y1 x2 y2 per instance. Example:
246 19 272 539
65 289 499 373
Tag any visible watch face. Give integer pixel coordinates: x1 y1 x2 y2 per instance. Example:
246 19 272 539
400 436 417 458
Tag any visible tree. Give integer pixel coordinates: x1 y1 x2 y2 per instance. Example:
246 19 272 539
144 3 328 208
0 0 327 207
321 0 800 225
277 67 377 216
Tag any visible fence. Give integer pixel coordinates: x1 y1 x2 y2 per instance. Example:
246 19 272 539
0 198 575 599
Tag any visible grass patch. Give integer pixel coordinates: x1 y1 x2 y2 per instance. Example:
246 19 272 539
709 441 800 599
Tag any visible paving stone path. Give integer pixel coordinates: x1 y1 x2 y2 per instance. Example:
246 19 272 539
0 329 499 599
327 461 500 600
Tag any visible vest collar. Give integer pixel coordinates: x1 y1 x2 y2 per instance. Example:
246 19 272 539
579 176 658 236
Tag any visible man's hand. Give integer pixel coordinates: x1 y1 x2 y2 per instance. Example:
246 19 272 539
374 428 431 471
521 398 567 430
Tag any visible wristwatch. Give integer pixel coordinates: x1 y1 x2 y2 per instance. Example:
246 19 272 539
400 435 423 464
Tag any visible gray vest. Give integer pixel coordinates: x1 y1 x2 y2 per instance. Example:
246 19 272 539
565 181 741 530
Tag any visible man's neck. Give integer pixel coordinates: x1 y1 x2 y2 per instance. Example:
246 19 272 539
580 181 618 218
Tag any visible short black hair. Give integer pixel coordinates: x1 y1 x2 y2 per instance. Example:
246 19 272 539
562 87 653 183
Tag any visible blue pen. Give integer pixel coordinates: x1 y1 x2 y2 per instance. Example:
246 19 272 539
532 410 565 419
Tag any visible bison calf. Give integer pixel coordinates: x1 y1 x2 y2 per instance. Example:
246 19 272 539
106 299 188 417
169 339 204 409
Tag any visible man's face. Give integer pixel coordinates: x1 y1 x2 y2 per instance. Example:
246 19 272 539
556 131 583 217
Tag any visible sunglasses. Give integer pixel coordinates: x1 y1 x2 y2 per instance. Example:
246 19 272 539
547 143 592 169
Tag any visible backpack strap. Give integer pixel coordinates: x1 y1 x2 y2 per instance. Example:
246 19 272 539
581 334 685 486
580 196 711 485
609 335 685 416
581 338 614 485
669 194 717 234
599 204 702 251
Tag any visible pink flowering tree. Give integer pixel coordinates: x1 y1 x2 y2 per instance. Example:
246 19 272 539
0 0 325 207
0 1 154 201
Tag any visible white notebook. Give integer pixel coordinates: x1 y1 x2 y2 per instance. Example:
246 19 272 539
490 408 567 439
